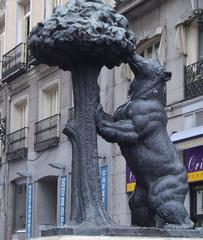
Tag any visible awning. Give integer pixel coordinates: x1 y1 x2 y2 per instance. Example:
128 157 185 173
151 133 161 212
171 126 203 150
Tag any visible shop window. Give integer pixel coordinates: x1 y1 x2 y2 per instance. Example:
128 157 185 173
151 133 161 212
14 183 26 231
190 184 203 227
11 98 28 132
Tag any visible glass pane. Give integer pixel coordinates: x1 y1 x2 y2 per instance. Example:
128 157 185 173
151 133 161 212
14 184 26 230
146 46 152 58
154 42 160 60
198 22 203 60
196 190 203 215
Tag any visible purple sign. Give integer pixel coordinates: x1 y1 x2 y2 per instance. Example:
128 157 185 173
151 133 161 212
126 165 136 183
184 145 203 173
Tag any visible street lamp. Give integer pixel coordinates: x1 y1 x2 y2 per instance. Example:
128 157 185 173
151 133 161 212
191 0 203 15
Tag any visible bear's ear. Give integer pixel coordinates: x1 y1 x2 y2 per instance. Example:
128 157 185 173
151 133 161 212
164 71 172 81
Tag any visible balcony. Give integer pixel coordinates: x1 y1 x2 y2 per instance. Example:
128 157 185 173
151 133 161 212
2 43 27 82
7 127 28 161
185 60 203 101
34 114 60 151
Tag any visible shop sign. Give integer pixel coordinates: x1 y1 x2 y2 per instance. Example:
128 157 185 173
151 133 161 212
26 183 33 239
60 175 67 225
126 165 136 193
184 145 203 182
100 166 108 209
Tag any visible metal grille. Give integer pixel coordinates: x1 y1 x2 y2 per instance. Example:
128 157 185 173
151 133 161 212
7 127 28 153
35 114 60 145
2 43 27 80
185 60 203 100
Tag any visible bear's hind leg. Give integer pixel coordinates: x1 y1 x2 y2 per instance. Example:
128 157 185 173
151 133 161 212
129 187 155 227
156 200 194 229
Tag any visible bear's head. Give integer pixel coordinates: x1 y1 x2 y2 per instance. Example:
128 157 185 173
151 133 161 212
127 54 171 104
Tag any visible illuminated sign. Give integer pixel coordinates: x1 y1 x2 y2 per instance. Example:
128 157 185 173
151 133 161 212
184 145 203 182
126 165 136 193
60 175 67 225
100 166 108 209
26 183 33 239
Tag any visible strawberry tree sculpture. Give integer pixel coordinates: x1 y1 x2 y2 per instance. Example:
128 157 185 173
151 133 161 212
28 0 135 227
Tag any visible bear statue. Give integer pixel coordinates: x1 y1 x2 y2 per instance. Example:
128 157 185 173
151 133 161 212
95 53 194 229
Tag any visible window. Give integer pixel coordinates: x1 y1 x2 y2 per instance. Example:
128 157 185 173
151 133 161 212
17 0 30 44
184 21 198 66
45 0 62 18
198 21 203 60
11 98 28 132
14 183 26 231
40 83 59 120
140 41 160 60
0 17 5 78
190 184 203 227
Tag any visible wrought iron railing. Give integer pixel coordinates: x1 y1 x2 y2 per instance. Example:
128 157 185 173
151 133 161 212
35 114 60 148
7 127 28 153
184 60 203 101
2 43 27 81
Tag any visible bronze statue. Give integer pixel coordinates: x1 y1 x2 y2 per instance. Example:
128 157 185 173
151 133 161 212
95 53 194 229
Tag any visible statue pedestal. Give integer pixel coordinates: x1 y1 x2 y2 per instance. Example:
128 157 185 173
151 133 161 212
40 226 203 239
31 237 203 240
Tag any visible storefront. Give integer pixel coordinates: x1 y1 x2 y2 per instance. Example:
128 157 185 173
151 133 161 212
171 127 203 228
126 128 203 227
183 145 203 227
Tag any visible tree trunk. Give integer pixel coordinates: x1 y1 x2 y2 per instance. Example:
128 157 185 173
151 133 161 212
63 63 112 226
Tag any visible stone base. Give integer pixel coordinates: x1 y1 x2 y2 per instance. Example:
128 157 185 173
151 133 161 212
41 226 203 238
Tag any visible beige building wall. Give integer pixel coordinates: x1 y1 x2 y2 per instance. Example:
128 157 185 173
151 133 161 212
5 0 15 51
31 0 44 27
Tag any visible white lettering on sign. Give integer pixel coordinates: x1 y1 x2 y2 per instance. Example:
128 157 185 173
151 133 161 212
188 156 203 172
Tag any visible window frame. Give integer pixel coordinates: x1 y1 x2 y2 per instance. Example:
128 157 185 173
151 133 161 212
38 81 60 121
137 36 161 60
10 96 29 133
13 183 27 232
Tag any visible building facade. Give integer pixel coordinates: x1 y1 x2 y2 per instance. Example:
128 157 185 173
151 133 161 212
0 0 202 240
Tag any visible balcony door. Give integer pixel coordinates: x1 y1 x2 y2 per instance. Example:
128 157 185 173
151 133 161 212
40 84 59 120
12 98 28 132
198 21 203 60
16 0 30 45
